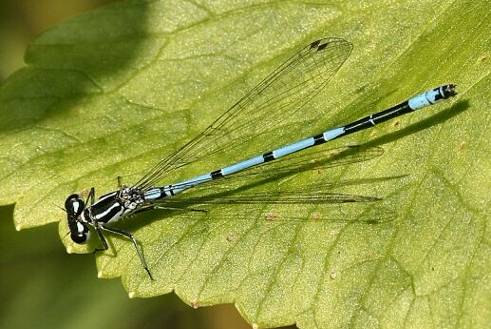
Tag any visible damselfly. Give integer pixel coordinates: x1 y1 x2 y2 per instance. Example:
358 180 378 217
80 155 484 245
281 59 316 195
64 37 456 279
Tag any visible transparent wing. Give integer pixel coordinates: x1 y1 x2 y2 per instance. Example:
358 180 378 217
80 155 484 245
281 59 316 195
161 171 405 208
147 202 396 227
134 37 352 190
162 188 380 206
166 145 384 192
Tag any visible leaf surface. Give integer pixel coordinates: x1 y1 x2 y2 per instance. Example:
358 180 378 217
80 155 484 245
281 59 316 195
1 0 489 328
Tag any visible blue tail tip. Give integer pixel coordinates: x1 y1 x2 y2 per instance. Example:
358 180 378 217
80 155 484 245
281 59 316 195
442 84 457 98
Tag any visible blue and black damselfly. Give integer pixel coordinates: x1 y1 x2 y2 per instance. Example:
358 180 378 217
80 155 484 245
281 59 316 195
64 37 457 279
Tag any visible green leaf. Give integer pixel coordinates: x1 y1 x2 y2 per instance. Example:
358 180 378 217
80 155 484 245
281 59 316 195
1 0 489 328
0 205 207 329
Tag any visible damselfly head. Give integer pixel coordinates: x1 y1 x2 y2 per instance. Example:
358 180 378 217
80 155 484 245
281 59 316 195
65 194 90 244
65 194 85 217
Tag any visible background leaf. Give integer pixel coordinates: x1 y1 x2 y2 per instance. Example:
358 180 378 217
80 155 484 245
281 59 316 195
1 0 489 328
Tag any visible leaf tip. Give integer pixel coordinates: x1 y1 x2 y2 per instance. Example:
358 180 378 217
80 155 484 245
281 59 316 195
128 291 136 299
66 246 73 254
14 223 23 231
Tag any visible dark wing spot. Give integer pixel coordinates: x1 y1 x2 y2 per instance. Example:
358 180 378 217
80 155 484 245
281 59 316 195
317 43 328 51
310 39 321 48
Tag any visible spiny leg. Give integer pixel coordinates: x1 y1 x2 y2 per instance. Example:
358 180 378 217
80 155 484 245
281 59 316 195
99 224 154 280
85 187 96 206
93 224 109 253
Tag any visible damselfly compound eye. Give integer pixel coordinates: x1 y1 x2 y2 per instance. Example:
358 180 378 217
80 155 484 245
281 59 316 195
65 194 85 217
70 221 90 244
